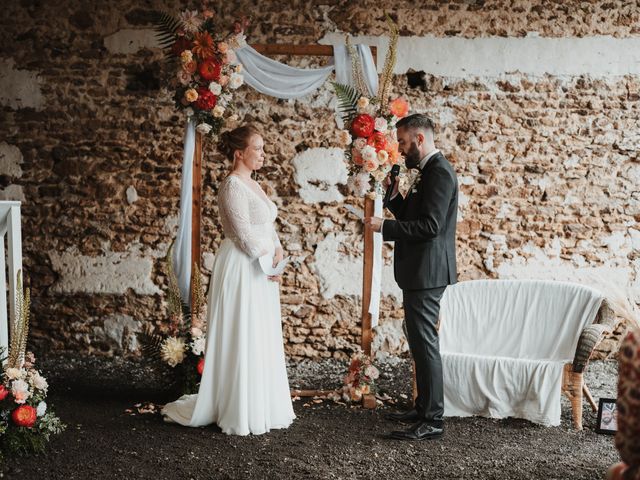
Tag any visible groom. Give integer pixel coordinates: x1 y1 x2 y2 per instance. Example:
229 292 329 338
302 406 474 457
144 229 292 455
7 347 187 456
365 114 458 441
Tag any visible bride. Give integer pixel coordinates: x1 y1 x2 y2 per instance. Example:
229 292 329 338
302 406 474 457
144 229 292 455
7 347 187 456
162 124 296 435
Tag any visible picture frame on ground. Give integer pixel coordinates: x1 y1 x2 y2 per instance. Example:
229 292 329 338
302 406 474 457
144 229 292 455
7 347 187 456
596 398 617 435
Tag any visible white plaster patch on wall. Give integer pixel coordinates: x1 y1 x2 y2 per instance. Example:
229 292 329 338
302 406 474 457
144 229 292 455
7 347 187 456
0 185 25 202
492 235 640 306
320 33 640 78
202 252 216 272
164 214 178 234
313 232 402 301
292 147 348 204
372 318 409 358
93 314 141 352
126 185 138 204
563 155 581 169
104 29 159 55
495 202 513 220
0 58 44 110
0 143 23 178
50 243 162 295
457 189 469 221
630 229 640 252
602 231 629 255
528 176 551 192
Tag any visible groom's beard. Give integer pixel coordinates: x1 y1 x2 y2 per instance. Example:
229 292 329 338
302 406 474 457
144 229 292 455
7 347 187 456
404 142 422 169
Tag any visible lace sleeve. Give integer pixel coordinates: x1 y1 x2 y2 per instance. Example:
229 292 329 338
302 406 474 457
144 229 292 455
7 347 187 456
219 179 269 259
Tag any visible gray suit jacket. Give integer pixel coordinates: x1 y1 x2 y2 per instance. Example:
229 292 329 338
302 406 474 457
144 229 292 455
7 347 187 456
382 151 458 290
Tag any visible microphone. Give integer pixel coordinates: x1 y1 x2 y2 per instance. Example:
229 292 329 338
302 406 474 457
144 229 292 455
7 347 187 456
382 164 401 208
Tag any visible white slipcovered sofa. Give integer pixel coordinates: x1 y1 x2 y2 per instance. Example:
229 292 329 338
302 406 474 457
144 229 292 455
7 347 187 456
439 279 613 428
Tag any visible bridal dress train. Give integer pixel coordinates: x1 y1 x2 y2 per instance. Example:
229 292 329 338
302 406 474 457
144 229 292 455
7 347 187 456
162 174 295 435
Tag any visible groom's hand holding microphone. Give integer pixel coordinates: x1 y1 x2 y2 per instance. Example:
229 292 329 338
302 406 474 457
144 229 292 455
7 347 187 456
364 165 400 233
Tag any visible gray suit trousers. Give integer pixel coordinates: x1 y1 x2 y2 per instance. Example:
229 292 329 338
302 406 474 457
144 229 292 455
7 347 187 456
403 286 447 424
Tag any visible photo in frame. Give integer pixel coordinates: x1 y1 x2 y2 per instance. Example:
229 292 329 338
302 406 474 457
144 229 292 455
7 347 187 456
596 397 618 434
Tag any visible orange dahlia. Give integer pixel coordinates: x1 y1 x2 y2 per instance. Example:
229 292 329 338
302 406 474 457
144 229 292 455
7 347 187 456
12 405 37 428
389 98 409 118
191 31 216 60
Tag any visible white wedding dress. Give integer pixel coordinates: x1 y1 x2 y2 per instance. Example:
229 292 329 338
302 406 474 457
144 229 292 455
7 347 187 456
162 174 295 435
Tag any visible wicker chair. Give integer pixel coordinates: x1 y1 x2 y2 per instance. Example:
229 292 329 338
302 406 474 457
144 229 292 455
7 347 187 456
562 299 618 429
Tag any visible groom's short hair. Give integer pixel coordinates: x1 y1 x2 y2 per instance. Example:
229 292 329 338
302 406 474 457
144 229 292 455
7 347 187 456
396 114 436 134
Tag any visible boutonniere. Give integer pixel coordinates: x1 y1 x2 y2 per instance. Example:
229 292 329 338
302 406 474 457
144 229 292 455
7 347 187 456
409 170 422 194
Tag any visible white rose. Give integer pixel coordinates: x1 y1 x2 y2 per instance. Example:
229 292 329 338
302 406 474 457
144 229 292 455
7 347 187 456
180 50 193 64
338 130 352 146
377 149 389 164
224 50 237 64
374 117 388 132
36 401 47 417
196 123 212 134
212 105 225 118
5 368 23 380
371 169 386 183
361 145 377 163
208 82 222 95
30 371 48 391
229 73 244 89
191 327 203 338
176 69 192 86
357 97 370 112
353 137 367 150
11 379 31 404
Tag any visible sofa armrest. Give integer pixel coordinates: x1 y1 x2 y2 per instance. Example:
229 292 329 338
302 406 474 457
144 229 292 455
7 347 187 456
572 300 617 373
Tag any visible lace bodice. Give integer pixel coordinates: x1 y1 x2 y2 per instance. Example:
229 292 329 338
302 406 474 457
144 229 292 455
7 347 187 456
218 175 281 259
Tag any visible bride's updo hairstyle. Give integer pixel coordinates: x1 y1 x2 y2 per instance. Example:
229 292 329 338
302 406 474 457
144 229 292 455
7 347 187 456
217 125 261 161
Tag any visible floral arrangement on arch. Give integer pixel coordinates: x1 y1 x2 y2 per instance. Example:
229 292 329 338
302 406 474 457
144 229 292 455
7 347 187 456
339 350 380 403
153 8 248 137
0 272 65 461
138 244 207 394
333 19 410 196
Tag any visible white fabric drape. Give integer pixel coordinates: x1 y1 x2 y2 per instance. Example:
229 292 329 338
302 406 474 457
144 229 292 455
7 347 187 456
235 43 378 100
173 119 195 304
369 195 383 328
174 44 378 306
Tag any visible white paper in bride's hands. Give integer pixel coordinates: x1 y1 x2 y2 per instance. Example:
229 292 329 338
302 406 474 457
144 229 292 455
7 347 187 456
345 205 364 220
258 252 290 276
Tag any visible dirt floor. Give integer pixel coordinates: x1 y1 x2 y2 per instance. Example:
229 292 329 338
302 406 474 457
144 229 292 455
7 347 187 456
1 355 620 480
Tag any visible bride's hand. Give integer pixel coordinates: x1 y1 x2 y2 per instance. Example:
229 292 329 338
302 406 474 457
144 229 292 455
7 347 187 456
272 247 284 268
268 274 281 283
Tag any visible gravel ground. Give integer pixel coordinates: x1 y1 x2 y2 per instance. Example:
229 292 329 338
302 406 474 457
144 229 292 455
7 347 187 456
1 354 620 480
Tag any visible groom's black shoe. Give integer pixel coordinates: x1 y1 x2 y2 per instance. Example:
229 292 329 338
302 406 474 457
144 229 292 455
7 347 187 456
384 409 420 424
390 421 444 441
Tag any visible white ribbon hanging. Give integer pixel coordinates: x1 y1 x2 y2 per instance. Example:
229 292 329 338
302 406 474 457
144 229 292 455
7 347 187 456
369 195 383 328
173 119 195 305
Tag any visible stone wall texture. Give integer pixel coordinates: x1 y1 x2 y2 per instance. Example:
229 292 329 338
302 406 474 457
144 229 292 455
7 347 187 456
0 0 638 361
